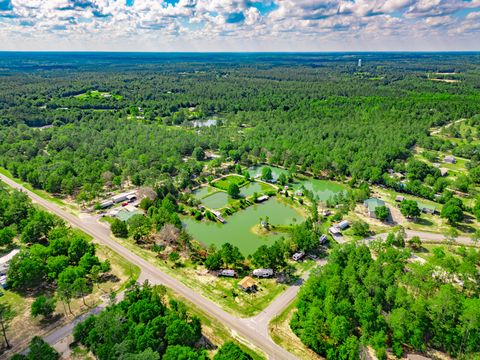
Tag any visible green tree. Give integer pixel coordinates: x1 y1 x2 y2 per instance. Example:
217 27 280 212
351 220 370 237
111 219 128 238
26 336 59 360
408 236 422 250
261 167 273 182
441 199 464 224
168 251 180 263
374 206 390 222
163 345 207 360
227 183 240 199
192 147 205 161
214 342 253 360
400 200 421 219
0 227 15 246
31 296 56 319
0 303 14 349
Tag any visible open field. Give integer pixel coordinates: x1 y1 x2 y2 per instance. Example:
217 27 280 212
212 174 248 191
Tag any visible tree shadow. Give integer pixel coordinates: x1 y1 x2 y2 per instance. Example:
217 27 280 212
415 218 434 226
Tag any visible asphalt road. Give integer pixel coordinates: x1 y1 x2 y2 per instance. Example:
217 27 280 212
0 174 299 360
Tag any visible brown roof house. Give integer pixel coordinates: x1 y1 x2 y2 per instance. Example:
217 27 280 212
238 276 257 292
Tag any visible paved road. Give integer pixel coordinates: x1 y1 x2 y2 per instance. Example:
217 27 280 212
364 229 477 247
0 174 299 360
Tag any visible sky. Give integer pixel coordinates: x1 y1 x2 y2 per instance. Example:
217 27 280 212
0 0 479 51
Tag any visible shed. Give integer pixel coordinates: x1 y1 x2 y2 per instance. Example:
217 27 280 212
256 195 269 203
444 155 456 164
395 195 405 202
100 200 114 209
295 190 304 197
322 210 331 217
292 252 305 261
219 269 236 277
253 268 274 278
337 220 350 230
238 276 257 292
364 198 386 218
439 168 448 177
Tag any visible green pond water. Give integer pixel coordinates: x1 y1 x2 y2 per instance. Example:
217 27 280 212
248 166 346 201
240 182 274 197
199 192 230 209
183 198 303 255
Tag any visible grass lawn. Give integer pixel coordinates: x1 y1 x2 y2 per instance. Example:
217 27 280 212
269 301 322 360
76 90 122 101
110 234 302 317
212 175 248 191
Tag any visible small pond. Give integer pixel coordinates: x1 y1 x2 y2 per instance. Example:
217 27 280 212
183 198 303 255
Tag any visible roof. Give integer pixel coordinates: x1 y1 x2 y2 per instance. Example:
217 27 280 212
338 220 350 229
220 269 236 276
395 195 405 201
329 226 341 234
238 276 256 289
0 249 20 266
364 198 385 212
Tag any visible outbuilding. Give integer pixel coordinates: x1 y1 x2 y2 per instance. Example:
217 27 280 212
292 252 305 261
256 195 269 203
219 269 236 277
364 198 386 218
444 155 456 164
319 234 328 245
337 220 350 230
238 276 257 292
395 195 405 202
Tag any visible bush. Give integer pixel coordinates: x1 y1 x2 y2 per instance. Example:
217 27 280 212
110 219 128 238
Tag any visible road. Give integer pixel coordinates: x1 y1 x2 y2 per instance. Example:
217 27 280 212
364 229 477 247
0 174 300 360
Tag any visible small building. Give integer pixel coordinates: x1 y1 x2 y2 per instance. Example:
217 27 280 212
364 198 386 218
0 249 20 275
252 268 274 278
295 190 303 197
329 226 341 236
319 234 328 245
393 172 405 179
256 195 269 203
337 220 350 230
395 195 405 202
432 162 441 168
292 252 305 261
260 221 268 229
238 276 257 292
322 210 332 217
212 210 226 223
444 155 456 164
439 168 448 177
219 269 236 277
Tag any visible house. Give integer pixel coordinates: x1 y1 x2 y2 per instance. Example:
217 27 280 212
219 269 236 277
337 220 350 230
252 268 274 278
329 226 341 236
319 234 328 245
444 155 456 164
256 195 269 203
395 195 405 202
292 252 305 261
238 276 257 292
364 198 386 218
295 190 303 197
439 168 448 177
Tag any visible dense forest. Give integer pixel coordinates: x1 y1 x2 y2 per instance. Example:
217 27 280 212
1 53 480 201
291 243 480 359
73 282 252 360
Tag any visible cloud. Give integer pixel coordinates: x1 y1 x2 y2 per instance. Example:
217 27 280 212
0 0 479 50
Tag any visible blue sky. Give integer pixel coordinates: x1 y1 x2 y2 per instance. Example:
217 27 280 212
0 0 479 51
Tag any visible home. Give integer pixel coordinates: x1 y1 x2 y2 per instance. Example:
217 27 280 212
444 155 456 164
219 269 236 277
319 234 328 245
256 195 269 203
364 198 386 218
337 220 350 230
252 268 274 278
292 252 305 261
238 276 257 292
395 195 405 202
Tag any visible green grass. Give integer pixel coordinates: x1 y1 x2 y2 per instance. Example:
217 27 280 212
212 175 248 191
76 90 122 101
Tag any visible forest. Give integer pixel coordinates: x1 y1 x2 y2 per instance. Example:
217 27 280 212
1 53 480 202
291 243 480 360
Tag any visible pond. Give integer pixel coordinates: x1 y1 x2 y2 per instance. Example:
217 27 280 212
183 198 303 255
248 165 289 181
199 192 230 209
240 181 274 197
293 179 346 201
192 186 216 200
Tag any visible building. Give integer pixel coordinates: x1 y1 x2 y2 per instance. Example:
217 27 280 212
395 195 405 202
211 210 226 224
439 168 448 177
219 269 236 277
0 249 20 276
364 198 386 218
238 276 257 292
295 190 303 197
252 268 274 278
100 200 114 209
292 252 305 261
319 234 328 245
444 155 456 164
322 210 331 217
337 220 350 230
329 226 341 236
256 195 269 203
